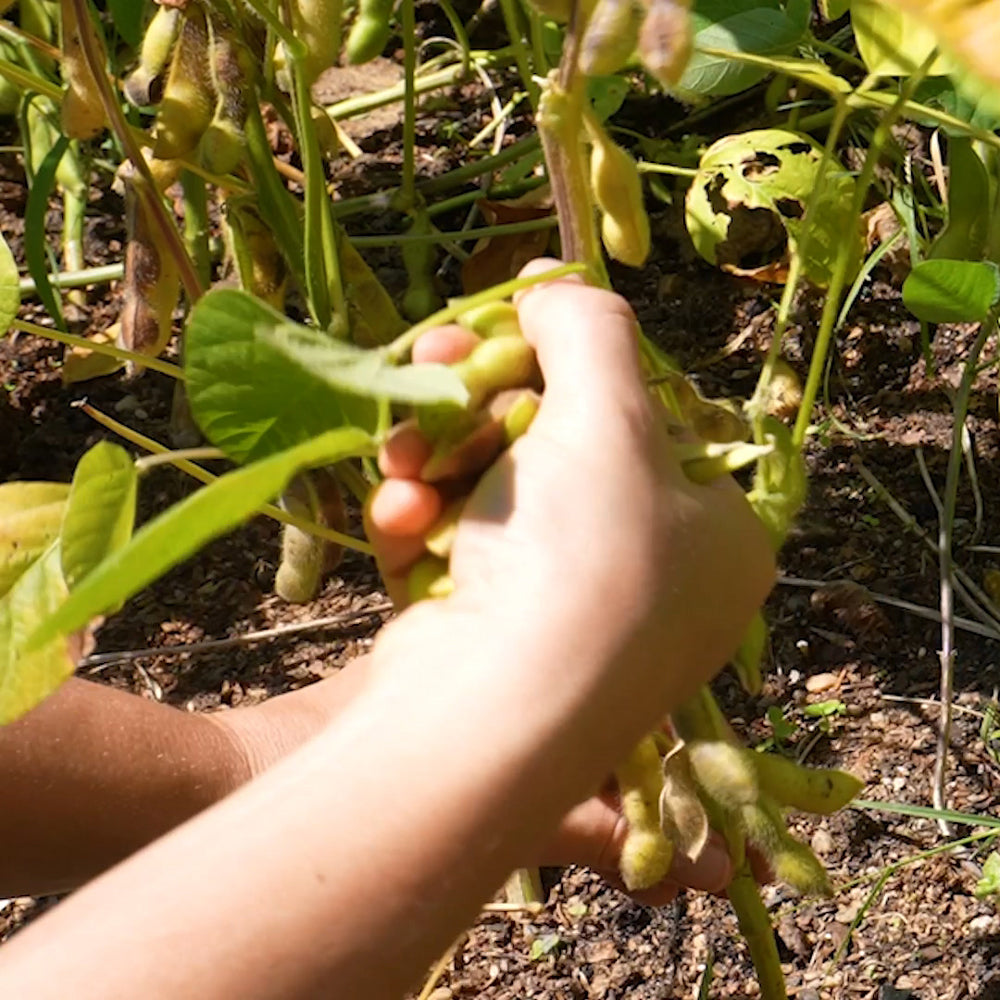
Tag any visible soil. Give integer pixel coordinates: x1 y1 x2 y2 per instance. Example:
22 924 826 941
4 28 1000 1000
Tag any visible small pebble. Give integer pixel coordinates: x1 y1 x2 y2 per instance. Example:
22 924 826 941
134 407 149 420
806 672 838 693
811 828 835 856
114 394 139 414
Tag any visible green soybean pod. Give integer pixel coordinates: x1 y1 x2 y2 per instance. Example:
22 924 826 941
580 0 643 77
588 121 651 267
346 0 395 65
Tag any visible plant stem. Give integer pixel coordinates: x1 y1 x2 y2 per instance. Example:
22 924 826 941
19 263 124 295
934 312 998 833
10 318 183 378
792 64 931 448
181 171 212 289
498 0 539 109
351 217 557 247
400 0 418 212
82 405 375 555
728 874 788 1000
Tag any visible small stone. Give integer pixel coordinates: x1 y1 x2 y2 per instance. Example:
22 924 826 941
806 672 838 693
811 828 835 856
114 394 139 414
869 711 887 728
970 914 995 934
788 668 802 684
134 407 149 420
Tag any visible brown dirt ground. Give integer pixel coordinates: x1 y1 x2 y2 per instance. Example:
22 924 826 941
4 37 1000 1000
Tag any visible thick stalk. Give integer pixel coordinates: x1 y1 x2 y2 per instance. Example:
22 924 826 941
934 313 997 832
728 874 787 1000
537 73 604 283
61 184 86 310
181 172 212 289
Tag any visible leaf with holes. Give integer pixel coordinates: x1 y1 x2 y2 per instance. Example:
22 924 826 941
685 128 863 286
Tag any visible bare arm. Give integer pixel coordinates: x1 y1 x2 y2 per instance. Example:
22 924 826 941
0 665 372 896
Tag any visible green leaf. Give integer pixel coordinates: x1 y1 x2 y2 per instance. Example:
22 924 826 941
748 416 807 550
60 443 137 591
0 544 74 725
685 128 863 287
902 259 1000 323
28 428 375 649
678 1 809 99
185 289 380 463
106 0 149 47
0 483 70 599
851 0 954 77
529 934 562 961
929 137 992 262
0 230 18 333
803 699 846 718
260 323 470 408
23 125 68 331
588 75 629 121
975 852 1000 899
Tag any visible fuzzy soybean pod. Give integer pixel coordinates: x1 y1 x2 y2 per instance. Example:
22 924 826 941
118 163 181 368
579 0 643 77
346 0 395 66
286 0 343 85
153 3 216 161
401 214 443 321
450 335 540 411
199 14 254 175
275 470 347 604
748 751 863 816
615 735 675 891
687 739 759 812
588 122 651 268
637 0 693 88
124 4 182 108
59 0 108 140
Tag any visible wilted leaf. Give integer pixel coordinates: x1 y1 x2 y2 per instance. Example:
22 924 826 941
29 428 375 649
902 259 1000 323
61 325 125 385
685 128 863 286
461 195 555 295
0 483 70 599
0 545 74 725
60 442 137 591
660 744 711 861
0 231 18 334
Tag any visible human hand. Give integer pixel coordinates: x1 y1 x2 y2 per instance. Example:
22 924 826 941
367 260 775 753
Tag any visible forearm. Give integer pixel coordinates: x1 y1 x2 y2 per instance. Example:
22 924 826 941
0 619 625 1000
0 663 374 896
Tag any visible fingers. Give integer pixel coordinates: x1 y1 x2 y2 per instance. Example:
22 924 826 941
540 794 734 898
412 324 481 365
513 258 648 424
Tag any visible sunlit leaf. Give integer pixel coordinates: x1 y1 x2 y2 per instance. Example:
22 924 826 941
0 231 17 333
902 259 1000 323
851 0 954 76
29 428 375 649
186 289 466 463
975 852 1000 899
0 545 74 725
60 442 137 591
748 416 807 549
0 483 70 599
678 0 809 99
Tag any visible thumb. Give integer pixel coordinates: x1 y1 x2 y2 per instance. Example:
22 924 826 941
513 259 648 426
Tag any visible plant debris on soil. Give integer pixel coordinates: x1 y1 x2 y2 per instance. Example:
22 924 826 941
5 48 1000 1000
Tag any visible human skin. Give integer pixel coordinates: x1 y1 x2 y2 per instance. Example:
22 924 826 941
0 264 773 999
